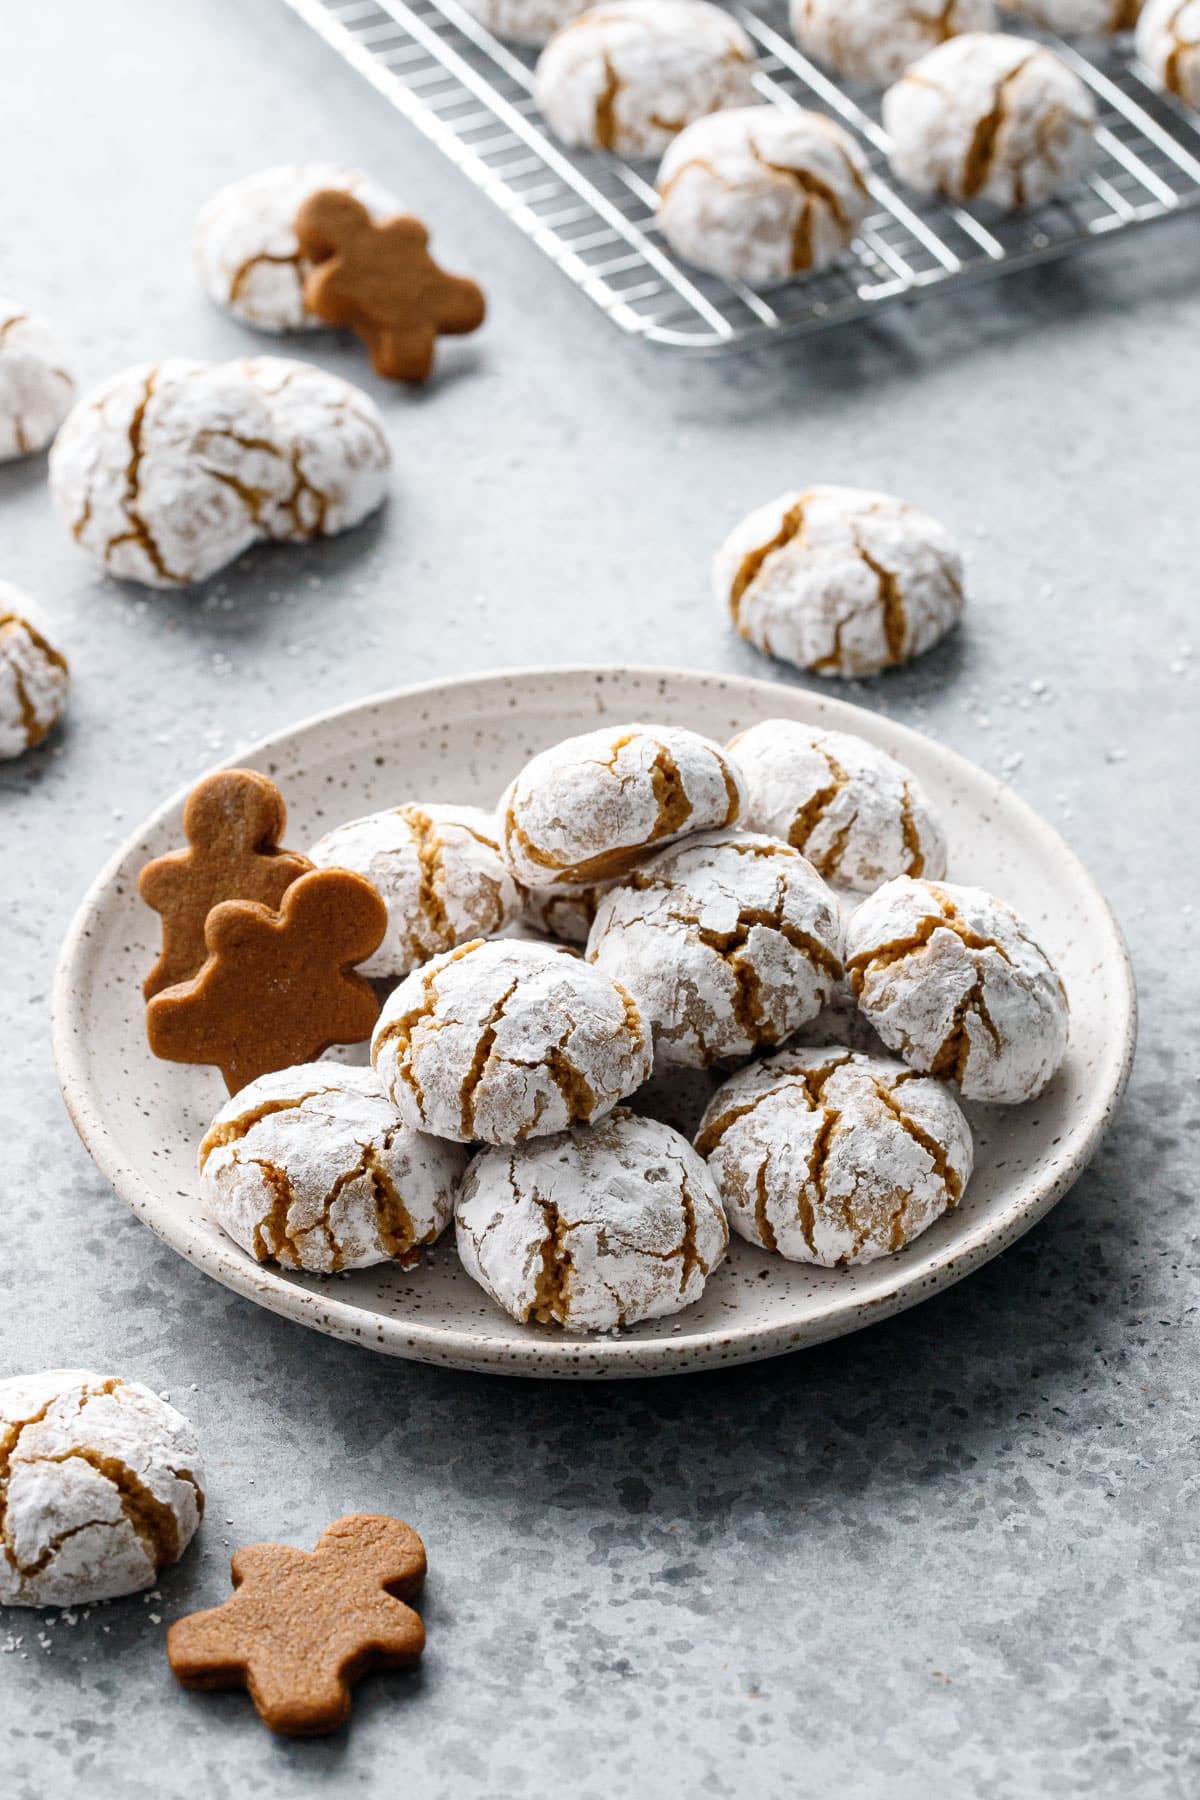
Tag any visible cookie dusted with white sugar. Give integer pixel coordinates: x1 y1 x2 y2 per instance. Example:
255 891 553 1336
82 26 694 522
309 803 524 979
1001 0 1142 33
456 1109 728 1329
500 722 744 889
0 1370 204 1608
534 0 757 157
372 937 652 1144
695 1046 972 1265
1138 0 1200 107
656 107 871 285
0 587 69 759
882 35 1096 209
728 720 947 891
199 1063 465 1272
0 299 75 461
714 485 964 679
845 877 1069 1103
195 163 400 333
238 358 391 543
790 0 997 87
459 0 594 44
587 829 843 1067
524 881 614 946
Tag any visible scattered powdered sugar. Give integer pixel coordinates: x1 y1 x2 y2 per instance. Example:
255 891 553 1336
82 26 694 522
0 298 75 461
791 0 996 86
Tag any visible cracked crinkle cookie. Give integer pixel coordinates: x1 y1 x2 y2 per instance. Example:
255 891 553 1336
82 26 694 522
456 1109 728 1329
0 1370 204 1608
714 484 964 679
0 299 75 461
500 722 744 889
460 0 595 43
587 829 843 1068
194 163 400 333
534 0 757 157
239 358 390 542
373 937 653 1144
656 106 871 285
845 876 1069 1102
728 720 947 892
882 34 1096 209
695 1045 972 1265
790 0 997 87
309 803 525 979
524 880 614 946
1001 0 1142 33
0 585 69 760
199 1063 466 1273
1138 0 1200 107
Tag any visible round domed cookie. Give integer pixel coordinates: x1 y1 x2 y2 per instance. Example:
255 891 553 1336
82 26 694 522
656 106 871 285
194 163 400 333
0 587 69 759
882 34 1096 209
372 937 652 1144
1000 0 1141 33
0 1370 204 1608
238 357 391 542
456 1108 728 1329
587 829 843 1068
695 1045 972 1265
845 876 1070 1103
534 0 757 158
49 359 289 589
500 722 744 890
728 720 947 891
790 0 997 87
0 299 75 461
199 1062 465 1272
459 0 594 43
309 802 524 979
1138 0 1200 107
714 484 964 679
524 880 614 946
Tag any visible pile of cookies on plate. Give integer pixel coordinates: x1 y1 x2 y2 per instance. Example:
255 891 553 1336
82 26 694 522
454 0 1190 287
141 717 1069 1337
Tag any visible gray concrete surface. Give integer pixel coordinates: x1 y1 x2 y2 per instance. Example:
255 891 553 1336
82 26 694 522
2 1 1198 1794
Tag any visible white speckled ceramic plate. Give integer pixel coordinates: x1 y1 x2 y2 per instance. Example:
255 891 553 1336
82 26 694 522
53 667 1136 1379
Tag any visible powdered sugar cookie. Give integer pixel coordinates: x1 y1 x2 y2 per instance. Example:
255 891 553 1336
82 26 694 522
791 0 997 87
195 163 400 333
587 829 843 1067
1001 0 1141 32
199 1063 465 1272
882 34 1096 209
0 587 69 759
500 723 744 890
373 937 652 1144
456 1109 728 1329
1138 0 1200 106
460 0 594 43
728 720 947 891
239 357 390 542
0 1370 204 1608
524 881 614 945
0 300 75 461
309 803 524 979
656 106 871 284
534 0 757 157
714 485 964 679
845 876 1069 1103
695 1045 972 1264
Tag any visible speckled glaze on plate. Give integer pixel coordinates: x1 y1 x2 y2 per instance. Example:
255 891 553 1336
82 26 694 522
52 667 1136 1380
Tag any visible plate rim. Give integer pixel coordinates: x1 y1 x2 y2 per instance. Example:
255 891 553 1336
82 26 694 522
51 663 1139 1379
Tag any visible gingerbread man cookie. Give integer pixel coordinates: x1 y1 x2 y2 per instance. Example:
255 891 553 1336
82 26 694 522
294 190 486 383
145 868 387 1093
139 769 312 1000
168 1514 426 1736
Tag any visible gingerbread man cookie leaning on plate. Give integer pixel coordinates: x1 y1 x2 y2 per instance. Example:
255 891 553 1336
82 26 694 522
200 1063 467 1273
0 584 69 760
845 877 1070 1103
0 1370 204 1607
1138 0 1200 106
0 298 75 460
656 107 871 285
714 484 964 678
790 0 996 87
456 1109 728 1330
534 0 758 157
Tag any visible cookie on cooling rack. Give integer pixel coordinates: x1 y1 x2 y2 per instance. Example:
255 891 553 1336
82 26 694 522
1138 0 1200 107
790 0 997 87
459 0 594 44
1000 0 1142 34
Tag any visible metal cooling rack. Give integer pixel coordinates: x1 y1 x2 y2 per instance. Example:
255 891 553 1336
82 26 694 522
280 0 1200 351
